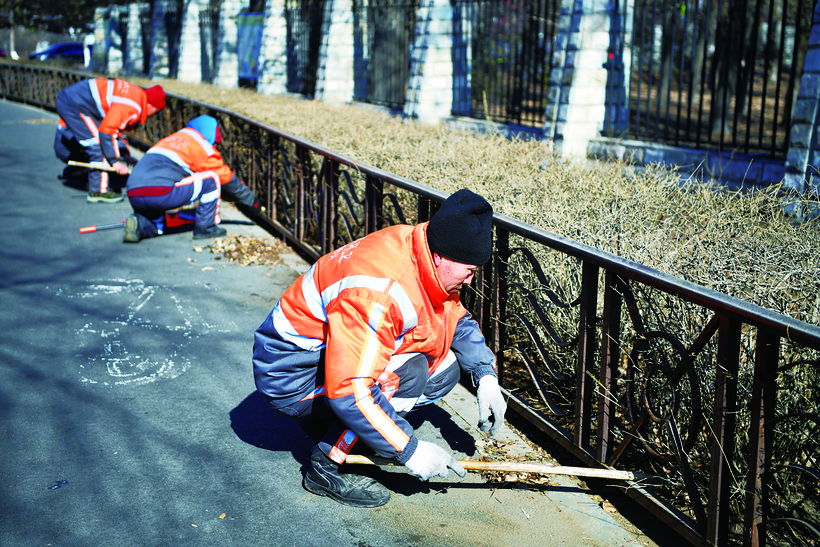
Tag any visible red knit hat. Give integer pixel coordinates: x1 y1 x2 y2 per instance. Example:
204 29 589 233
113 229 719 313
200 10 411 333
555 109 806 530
145 85 166 110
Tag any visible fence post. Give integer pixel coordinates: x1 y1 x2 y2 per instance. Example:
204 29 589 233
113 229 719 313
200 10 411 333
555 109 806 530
545 0 618 157
403 0 455 123
125 3 149 76
107 5 127 75
91 7 109 74
214 0 251 88
177 0 205 82
258 0 288 95
315 0 355 104
782 0 820 221
149 0 180 79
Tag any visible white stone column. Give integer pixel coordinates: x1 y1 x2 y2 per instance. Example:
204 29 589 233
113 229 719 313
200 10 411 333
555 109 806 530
545 0 613 157
214 0 251 88
91 7 108 74
124 3 149 75
403 0 454 123
177 0 205 82
315 0 355 104
107 5 127 75
257 0 288 95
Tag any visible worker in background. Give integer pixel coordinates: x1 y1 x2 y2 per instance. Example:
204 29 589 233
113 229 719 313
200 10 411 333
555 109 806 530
54 78 166 203
123 115 261 243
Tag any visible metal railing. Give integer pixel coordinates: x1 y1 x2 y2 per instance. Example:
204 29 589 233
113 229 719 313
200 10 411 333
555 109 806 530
284 0 324 97
3 63 819 547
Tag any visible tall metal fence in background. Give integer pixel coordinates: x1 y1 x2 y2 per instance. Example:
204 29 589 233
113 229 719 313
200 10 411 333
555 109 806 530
3 64 820 547
608 0 809 156
452 0 558 128
352 0 419 110
284 0 324 96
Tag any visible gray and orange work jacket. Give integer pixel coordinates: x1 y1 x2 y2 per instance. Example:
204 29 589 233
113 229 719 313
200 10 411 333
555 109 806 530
58 78 149 166
252 223 496 462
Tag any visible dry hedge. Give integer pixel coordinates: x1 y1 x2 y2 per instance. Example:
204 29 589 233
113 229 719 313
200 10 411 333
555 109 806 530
134 79 820 328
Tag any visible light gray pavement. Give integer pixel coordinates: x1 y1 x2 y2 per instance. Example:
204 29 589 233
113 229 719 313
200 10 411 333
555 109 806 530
0 98 666 546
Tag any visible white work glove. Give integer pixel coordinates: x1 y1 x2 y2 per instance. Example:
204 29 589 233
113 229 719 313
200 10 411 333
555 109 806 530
477 375 507 436
405 440 467 481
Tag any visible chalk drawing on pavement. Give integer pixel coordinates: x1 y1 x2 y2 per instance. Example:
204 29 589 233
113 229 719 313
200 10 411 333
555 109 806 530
55 279 233 387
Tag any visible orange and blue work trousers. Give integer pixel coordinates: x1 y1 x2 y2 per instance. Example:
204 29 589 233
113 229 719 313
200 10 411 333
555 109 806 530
126 171 221 238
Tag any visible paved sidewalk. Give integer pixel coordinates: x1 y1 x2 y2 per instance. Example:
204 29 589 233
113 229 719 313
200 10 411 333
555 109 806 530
1 98 663 547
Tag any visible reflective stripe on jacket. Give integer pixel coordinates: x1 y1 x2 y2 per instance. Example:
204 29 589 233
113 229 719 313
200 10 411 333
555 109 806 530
253 223 496 459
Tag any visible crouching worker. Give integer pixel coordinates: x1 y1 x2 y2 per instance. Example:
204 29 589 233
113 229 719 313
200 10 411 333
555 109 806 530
252 189 507 508
55 78 165 203
123 115 262 243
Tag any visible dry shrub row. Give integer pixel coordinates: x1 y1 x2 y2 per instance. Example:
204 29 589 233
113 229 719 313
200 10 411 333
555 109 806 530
136 79 820 327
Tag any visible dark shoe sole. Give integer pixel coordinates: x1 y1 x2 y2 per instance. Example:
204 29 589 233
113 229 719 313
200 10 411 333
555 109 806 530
88 194 124 203
192 228 227 239
303 473 389 508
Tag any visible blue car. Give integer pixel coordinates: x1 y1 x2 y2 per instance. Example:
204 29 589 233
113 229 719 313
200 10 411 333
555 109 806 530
29 42 84 63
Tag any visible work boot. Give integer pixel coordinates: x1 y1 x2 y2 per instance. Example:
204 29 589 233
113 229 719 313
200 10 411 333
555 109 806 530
87 190 124 203
192 225 227 239
123 215 141 243
303 446 390 507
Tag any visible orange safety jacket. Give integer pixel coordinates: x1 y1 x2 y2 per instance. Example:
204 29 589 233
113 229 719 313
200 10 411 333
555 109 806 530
60 78 149 166
253 223 496 460
132 126 236 186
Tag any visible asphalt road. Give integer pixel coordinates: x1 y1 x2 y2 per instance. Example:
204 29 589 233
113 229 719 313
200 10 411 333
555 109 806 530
0 98 663 547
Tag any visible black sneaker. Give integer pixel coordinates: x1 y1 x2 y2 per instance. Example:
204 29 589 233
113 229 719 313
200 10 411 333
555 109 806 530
192 225 227 239
123 215 141 243
303 446 390 507
87 190 124 203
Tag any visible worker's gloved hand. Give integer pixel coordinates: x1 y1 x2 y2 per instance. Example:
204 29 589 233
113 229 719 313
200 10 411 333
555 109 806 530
477 375 507 436
405 440 466 481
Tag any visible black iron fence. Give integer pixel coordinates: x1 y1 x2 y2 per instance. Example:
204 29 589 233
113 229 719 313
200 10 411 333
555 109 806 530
351 0 418 110
608 0 809 157
452 0 558 128
3 63 819 547
284 0 324 97
199 4 220 84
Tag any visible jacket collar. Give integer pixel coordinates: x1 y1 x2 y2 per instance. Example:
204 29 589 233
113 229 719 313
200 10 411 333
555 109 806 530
412 222 455 308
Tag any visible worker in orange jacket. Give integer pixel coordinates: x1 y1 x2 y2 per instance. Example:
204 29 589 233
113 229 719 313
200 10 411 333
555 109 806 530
123 115 261 242
253 189 507 507
55 78 166 203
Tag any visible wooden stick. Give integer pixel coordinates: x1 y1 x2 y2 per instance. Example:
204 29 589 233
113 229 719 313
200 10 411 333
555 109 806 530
68 160 131 174
344 454 654 482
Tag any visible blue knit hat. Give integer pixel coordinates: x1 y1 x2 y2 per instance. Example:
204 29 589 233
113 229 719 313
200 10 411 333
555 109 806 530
427 189 493 265
186 115 221 145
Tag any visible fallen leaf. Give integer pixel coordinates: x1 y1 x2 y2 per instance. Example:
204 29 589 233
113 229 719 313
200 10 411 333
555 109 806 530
602 501 617 513
219 513 226 519
194 246 203 253
202 266 214 271
191 524 198 527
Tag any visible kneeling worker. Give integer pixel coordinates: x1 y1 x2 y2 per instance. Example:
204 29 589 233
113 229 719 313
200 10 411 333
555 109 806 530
252 189 507 507
124 115 261 242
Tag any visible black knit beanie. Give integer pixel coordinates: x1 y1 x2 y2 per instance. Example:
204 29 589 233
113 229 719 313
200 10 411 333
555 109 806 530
427 189 493 264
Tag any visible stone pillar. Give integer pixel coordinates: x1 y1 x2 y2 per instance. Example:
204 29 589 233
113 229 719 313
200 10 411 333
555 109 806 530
124 3 149 75
315 0 355 104
107 5 127 75
257 0 288 95
782 0 820 220
213 0 251 88
544 0 613 157
149 0 178 78
403 0 455 122
91 7 108 74
177 0 205 82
